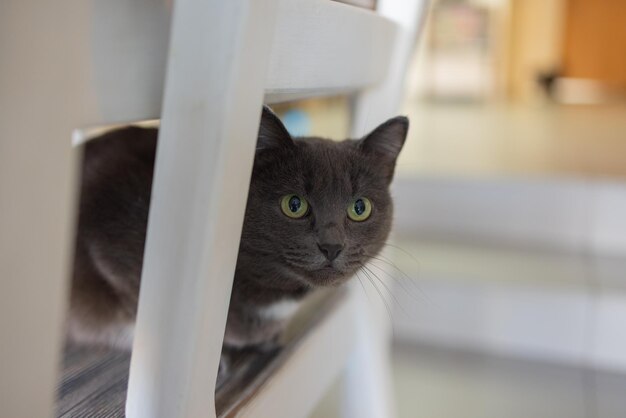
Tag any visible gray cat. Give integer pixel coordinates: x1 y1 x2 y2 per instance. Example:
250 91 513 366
68 106 408 363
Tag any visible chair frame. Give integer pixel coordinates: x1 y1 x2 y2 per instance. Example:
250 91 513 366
0 1 426 417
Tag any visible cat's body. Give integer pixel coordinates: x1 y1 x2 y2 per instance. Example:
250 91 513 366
68 108 408 358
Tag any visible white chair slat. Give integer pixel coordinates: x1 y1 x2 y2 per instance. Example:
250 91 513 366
82 0 396 126
221 290 359 418
125 1 278 417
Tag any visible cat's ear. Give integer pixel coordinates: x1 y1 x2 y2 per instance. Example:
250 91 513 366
257 105 295 150
359 116 408 179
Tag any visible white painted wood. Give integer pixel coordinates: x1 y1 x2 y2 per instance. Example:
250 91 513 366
591 290 626 372
231 291 359 418
264 0 396 102
393 176 626 257
341 1 427 417
125 1 277 417
333 0 377 9
388 239 626 373
341 284 398 418
590 182 626 256
391 254 590 365
392 176 592 251
83 0 396 124
0 2 97 417
87 0 171 125
351 0 428 135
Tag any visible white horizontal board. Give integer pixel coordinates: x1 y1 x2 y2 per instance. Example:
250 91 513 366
231 289 359 418
264 0 396 102
81 0 396 125
392 176 626 256
390 239 626 373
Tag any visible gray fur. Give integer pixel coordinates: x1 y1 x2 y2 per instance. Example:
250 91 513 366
69 107 408 358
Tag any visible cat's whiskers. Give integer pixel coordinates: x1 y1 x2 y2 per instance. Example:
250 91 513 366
361 248 428 302
359 263 410 317
366 240 424 273
357 265 396 338
365 260 425 303
354 270 374 306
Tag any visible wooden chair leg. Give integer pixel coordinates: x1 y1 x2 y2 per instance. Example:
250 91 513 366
0 2 94 416
340 286 396 418
125 1 277 417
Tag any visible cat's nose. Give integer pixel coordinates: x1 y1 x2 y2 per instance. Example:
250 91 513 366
317 243 344 261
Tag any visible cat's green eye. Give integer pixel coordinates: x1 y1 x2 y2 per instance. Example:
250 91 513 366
347 197 372 222
280 194 309 218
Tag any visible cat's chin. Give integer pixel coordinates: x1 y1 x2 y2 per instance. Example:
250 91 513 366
300 265 351 288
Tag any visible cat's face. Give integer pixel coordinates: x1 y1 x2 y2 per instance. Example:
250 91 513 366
240 107 408 288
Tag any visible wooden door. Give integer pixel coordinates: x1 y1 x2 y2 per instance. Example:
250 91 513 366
562 0 626 91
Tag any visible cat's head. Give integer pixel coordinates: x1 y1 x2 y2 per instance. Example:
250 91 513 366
241 106 408 288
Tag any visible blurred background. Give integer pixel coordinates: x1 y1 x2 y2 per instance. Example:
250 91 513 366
280 0 626 416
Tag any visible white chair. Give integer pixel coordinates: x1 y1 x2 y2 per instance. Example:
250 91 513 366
0 1 426 417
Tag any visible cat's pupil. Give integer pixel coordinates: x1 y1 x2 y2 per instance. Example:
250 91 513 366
289 196 301 213
354 199 365 215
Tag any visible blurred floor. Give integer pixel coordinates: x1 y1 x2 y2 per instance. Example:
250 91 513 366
393 342 626 418
397 102 626 179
